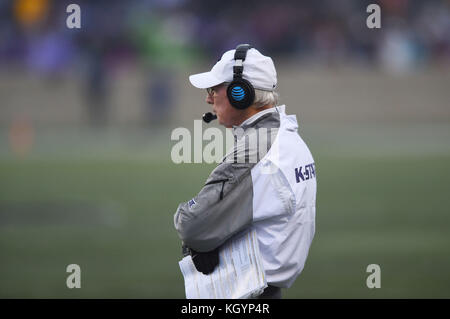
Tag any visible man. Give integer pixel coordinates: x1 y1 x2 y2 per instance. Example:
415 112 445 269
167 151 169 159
174 44 316 299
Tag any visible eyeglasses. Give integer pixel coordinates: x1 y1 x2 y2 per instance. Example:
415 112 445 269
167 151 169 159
206 83 228 96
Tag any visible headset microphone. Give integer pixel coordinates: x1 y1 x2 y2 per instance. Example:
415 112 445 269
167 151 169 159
202 112 217 123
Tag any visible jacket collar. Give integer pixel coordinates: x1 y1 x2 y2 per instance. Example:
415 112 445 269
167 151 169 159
238 107 279 128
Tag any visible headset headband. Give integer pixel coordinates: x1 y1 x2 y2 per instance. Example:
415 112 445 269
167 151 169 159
233 44 252 80
227 44 255 110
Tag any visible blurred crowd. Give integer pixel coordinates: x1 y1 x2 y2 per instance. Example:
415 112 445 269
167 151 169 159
0 0 449 125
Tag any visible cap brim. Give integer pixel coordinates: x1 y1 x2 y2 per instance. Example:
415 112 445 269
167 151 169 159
189 72 224 89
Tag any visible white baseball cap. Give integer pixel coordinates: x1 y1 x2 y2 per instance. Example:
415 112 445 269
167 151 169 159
189 47 277 91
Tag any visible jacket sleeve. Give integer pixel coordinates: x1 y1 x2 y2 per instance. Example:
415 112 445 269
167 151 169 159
174 161 254 252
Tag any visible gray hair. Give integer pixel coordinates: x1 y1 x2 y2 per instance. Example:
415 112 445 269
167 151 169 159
252 89 279 108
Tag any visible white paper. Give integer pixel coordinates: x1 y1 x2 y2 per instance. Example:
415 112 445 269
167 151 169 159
179 228 267 299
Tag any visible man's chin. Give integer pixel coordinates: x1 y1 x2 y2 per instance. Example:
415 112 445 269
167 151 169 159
219 119 230 128
216 116 230 128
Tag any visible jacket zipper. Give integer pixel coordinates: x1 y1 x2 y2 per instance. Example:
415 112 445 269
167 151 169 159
205 179 229 200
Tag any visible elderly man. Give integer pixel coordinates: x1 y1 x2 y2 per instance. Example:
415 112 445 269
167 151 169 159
174 44 317 299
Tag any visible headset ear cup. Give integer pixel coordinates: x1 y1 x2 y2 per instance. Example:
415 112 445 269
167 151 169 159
227 79 255 110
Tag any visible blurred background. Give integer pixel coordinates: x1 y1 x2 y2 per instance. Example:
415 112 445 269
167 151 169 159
1 0 449 298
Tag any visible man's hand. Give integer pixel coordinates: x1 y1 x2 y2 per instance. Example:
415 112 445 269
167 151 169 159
190 247 219 275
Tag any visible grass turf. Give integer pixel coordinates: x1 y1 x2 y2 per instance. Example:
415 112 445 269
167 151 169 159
1 127 450 298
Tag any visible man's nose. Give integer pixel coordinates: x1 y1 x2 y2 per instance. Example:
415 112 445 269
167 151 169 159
206 93 214 104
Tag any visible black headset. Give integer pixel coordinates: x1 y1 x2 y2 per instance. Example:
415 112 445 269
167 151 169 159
226 44 255 110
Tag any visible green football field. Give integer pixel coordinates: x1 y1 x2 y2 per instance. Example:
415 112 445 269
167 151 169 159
1 123 450 298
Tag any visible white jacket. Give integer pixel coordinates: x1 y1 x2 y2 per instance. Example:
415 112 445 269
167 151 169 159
174 105 316 288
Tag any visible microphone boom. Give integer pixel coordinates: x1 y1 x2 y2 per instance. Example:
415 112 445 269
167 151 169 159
202 112 217 123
